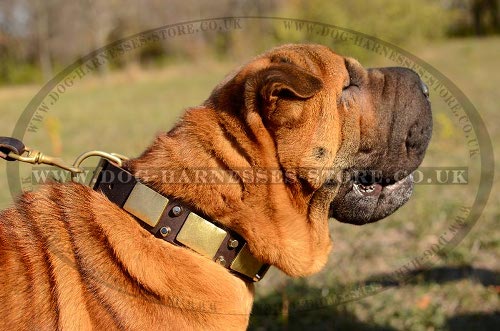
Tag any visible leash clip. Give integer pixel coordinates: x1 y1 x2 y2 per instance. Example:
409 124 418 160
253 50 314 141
8 148 83 174
1 136 129 184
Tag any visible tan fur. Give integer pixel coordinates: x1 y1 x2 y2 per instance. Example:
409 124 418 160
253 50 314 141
0 44 428 330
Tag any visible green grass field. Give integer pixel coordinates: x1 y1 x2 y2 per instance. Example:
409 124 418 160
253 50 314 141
0 37 498 330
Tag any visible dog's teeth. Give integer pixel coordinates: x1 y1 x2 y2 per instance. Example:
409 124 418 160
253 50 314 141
356 183 375 193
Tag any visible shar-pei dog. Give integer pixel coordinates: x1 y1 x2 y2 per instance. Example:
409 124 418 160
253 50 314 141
0 44 432 330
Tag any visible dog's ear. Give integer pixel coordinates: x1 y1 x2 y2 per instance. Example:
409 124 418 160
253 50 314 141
247 63 323 126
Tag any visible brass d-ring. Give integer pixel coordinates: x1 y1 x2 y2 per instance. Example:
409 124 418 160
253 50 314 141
72 151 129 182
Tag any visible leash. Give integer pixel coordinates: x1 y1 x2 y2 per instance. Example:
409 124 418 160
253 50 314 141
0 136 269 282
0 136 125 178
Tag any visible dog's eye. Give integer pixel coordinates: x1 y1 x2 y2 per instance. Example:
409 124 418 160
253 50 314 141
342 76 358 91
343 59 361 92
343 77 353 90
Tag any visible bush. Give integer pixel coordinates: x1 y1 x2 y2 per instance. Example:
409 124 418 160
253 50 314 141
0 59 42 85
275 0 454 62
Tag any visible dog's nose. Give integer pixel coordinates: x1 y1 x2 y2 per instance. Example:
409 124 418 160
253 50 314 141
420 80 429 99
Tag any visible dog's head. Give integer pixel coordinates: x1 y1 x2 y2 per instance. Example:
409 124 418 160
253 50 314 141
132 44 432 276
208 44 432 226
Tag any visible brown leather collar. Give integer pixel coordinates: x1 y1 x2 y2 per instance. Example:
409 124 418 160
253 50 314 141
0 136 268 282
90 159 269 282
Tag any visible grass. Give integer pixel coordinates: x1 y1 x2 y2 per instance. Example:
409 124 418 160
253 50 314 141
0 37 498 330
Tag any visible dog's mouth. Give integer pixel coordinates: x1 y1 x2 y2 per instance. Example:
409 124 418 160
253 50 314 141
328 170 414 225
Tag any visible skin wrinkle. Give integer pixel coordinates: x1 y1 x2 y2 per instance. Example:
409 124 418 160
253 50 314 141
16 194 61 329
10 208 37 325
72 240 125 330
208 147 245 198
2 209 35 328
219 119 254 168
343 57 351 88
211 119 254 195
76 192 156 329
85 196 162 301
28 204 61 328
394 85 415 158
380 70 388 99
64 209 110 329
44 185 92 330
387 78 399 153
303 47 327 77
82 273 126 330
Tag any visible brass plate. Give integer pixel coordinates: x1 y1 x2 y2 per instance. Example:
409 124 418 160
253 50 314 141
230 243 263 279
123 182 169 227
176 213 227 258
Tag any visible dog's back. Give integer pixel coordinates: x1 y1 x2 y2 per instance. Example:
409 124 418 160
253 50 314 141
0 183 252 330
0 184 94 329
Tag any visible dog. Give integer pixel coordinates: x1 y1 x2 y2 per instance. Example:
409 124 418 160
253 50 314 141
0 44 432 330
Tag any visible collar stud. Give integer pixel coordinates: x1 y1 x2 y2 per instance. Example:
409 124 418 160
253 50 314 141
160 226 171 237
228 238 239 249
171 205 183 216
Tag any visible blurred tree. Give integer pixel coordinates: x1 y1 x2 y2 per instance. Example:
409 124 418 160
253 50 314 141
0 0 494 85
81 0 119 74
0 0 36 83
34 0 53 81
446 0 499 36
275 0 455 63
471 0 499 34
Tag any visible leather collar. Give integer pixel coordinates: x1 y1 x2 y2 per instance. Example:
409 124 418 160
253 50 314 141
90 159 269 282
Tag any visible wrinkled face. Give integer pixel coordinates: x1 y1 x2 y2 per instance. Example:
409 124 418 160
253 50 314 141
328 62 432 224
210 44 432 226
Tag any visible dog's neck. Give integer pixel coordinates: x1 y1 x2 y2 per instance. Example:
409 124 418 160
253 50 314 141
127 105 333 277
